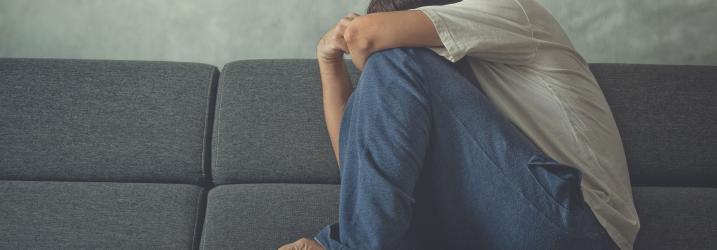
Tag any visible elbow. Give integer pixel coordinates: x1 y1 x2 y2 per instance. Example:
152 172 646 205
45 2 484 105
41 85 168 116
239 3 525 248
344 20 374 55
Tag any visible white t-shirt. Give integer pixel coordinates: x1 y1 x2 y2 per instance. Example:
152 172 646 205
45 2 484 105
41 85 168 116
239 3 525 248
413 0 640 249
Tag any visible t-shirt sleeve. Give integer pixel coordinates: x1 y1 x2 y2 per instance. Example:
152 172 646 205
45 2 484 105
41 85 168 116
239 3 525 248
413 0 537 64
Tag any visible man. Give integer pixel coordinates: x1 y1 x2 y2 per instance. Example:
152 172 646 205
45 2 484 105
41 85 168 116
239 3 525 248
281 0 639 249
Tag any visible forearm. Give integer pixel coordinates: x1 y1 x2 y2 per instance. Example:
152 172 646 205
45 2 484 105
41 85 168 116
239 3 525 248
318 58 353 167
344 11 442 71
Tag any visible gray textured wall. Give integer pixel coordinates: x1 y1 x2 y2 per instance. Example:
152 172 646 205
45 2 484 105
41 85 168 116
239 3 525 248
0 0 715 67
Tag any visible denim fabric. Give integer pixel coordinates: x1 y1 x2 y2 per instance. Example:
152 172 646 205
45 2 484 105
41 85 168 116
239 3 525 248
314 48 618 250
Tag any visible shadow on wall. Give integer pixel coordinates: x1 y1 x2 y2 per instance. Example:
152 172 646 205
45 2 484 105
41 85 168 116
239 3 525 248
0 0 715 66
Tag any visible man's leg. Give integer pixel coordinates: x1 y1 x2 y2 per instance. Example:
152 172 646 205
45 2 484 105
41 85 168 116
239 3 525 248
314 48 617 250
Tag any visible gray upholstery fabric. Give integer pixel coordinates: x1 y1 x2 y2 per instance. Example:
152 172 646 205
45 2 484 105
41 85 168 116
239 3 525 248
2 58 715 250
591 64 717 187
214 61 717 187
632 186 717 250
0 58 219 185
212 60 359 185
200 183 339 250
0 180 204 249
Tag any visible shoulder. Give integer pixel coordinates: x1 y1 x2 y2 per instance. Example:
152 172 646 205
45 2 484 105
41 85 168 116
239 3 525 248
415 0 532 25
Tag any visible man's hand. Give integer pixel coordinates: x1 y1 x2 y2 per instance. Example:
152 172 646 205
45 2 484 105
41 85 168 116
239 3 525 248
278 237 325 250
316 13 359 167
317 12 360 63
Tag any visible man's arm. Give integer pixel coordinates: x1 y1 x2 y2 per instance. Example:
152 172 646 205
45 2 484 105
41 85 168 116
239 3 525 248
318 58 352 167
317 12 360 168
343 10 442 71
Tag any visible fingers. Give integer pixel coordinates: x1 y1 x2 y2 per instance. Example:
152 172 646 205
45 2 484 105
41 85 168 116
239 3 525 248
327 27 348 53
339 12 360 29
334 37 349 53
316 11 361 59
333 12 360 35
333 13 360 53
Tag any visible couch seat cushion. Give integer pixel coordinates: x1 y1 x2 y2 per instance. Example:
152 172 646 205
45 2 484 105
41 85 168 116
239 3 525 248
200 183 339 249
633 186 717 249
0 180 204 249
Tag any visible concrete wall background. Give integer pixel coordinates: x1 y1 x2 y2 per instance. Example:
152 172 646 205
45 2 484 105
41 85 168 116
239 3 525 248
1 0 715 67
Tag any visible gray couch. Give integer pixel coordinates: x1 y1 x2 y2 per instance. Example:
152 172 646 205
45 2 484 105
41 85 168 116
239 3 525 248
1 57 715 250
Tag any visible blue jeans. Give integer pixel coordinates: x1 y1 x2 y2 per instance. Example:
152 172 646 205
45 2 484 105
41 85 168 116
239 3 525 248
314 48 618 250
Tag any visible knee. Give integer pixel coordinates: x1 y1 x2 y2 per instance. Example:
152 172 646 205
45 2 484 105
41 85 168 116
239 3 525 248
364 48 415 67
356 48 422 93
358 48 440 87
360 48 456 84
362 48 443 73
350 48 435 107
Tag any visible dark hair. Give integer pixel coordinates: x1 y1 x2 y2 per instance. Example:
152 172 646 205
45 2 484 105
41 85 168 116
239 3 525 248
367 0 461 13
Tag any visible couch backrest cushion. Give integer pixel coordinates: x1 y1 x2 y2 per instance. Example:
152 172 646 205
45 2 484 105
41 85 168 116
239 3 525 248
211 60 360 185
591 64 717 187
0 58 218 185
213 60 715 187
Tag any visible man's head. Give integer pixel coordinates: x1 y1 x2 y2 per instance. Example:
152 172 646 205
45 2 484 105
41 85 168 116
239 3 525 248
367 0 461 13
